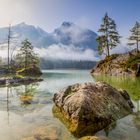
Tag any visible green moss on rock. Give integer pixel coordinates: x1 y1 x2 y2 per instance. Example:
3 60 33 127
91 49 140 76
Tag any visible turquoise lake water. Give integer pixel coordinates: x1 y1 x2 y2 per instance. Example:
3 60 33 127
0 70 139 140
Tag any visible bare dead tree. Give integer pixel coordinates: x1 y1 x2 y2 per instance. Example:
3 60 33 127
7 24 11 72
7 24 19 73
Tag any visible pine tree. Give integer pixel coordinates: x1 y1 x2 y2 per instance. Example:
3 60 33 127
128 21 140 54
15 39 39 70
96 13 121 56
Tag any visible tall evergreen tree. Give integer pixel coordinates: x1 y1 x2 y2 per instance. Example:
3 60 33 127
96 13 121 56
15 39 39 70
128 21 140 53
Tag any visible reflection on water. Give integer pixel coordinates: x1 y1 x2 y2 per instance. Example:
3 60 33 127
0 70 93 140
6 87 10 125
0 70 140 140
104 122 117 137
17 83 38 105
93 75 140 140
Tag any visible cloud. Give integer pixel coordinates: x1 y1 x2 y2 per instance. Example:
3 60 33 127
54 22 92 45
0 43 18 59
0 43 131 61
1 42 134 62
66 25 90 44
35 44 99 61
0 50 8 59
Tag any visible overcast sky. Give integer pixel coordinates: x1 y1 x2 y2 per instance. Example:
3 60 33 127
0 0 140 45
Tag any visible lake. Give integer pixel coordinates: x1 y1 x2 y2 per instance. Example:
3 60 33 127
0 70 139 140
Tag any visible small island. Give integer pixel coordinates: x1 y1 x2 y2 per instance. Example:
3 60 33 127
91 14 140 77
91 49 140 77
0 39 43 86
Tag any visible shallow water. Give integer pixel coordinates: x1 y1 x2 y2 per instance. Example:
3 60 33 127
0 70 139 140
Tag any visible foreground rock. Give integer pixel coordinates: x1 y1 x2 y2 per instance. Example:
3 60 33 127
91 49 140 77
53 82 134 137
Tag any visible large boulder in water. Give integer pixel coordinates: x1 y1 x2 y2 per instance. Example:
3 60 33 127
53 82 134 137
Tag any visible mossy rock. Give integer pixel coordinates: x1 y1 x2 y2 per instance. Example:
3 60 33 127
91 49 140 76
20 95 33 104
18 67 42 76
53 82 134 138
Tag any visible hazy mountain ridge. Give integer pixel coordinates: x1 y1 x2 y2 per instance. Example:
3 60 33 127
0 22 100 69
0 22 98 51
40 58 96 69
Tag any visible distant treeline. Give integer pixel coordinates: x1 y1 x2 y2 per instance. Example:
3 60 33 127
40 59 97 69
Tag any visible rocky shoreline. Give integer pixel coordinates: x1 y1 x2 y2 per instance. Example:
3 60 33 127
0 76 43 86
91 49 140 77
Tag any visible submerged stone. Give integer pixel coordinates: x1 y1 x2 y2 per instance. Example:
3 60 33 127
80 136 109 140
22 126 58 140
20 95 33 104
33 126 58 140
53 82 134 137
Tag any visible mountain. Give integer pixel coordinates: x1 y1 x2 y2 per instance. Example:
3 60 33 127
0 22 99 68
0 22 98 50
52 22 97 50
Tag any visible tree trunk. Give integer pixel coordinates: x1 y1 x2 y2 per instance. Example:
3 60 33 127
25 44 28 70
136 40 139 54
136 64 140 77
8 39 10 71
106 38 110 56
136 25 139 54
106 23 110 57
25 51 27 70
107 45 110 56
7 25 11 72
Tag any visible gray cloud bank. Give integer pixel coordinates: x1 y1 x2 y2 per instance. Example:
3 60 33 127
35 44 99 61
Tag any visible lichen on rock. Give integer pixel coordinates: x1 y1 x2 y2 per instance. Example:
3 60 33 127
53 82 134 137
91 49 140 77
